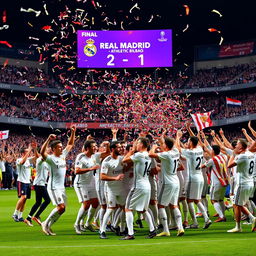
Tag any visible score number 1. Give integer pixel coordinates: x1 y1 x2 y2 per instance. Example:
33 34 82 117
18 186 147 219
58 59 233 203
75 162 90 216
107 54 144 66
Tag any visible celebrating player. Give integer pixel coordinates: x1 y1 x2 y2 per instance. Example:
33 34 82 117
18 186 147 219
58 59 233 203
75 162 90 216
40 125 76 235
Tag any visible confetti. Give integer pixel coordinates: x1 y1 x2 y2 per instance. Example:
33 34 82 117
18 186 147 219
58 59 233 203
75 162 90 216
43 4 49 15
208 28 221 33
20 7 41 17
183 5 190 16
129 3 140 13
0 24 9 30
182 24 189 32
0 41 12 48
211 9 223 17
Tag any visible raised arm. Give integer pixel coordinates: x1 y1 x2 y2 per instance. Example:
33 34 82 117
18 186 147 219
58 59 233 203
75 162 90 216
175 130 183 152
65 125 76 152
122 142 136 164
40 134 56 160
186 122 196 137
111 128 118 141
242 128 253 142
219 128 232 149
248 121 256 139
19 144 32 165
148 144 160 159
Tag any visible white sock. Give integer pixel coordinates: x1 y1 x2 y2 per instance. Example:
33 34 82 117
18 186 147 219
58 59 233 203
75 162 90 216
45 208 61 227
75 205 86 226
158 208 169 233
144 211 155 232
197 202 209 222
113 208 122 228
120 211 126 232
173 207 183 230
99 207 106 227
126 211 134 236
202 198 208 212
13 209 19 216
213 202 224 218
100 208 113 233
235 221 241 229
18 211 23 219
170 208 177 227
94 207 100 223
188 202 198 225
85 207 96 226
149 204 159 226
219 201 226 215
250 200 256 214
181 200 188 222
165 206 171 226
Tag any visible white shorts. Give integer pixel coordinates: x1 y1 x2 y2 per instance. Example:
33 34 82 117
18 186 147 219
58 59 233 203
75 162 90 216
202 180 208 198
158 183 179 206
187 180 204 200
177 172 185 198
126 188 150 212
47 188 67 206
234 184 254 206
250 181 256 198
96 180 106 205
230 176 236 195
74 184 97 203
150 177 158 201
105 187 126 207
210 184 226 201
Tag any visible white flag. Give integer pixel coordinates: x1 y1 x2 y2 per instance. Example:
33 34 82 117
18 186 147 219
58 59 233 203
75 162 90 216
0 130 9 140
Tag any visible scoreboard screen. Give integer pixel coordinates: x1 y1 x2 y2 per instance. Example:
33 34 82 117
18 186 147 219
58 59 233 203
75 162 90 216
77 30 172 68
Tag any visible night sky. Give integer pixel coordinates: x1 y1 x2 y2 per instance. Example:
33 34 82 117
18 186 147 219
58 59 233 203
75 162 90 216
0 0 256 64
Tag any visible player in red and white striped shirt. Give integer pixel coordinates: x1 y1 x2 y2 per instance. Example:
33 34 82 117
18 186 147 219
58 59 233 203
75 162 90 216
202 145 229 222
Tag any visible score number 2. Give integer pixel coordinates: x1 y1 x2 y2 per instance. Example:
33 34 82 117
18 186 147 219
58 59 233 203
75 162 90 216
106 54 144 66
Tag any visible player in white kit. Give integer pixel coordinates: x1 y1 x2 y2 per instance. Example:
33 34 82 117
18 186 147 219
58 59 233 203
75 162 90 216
40 125 76 235
227 138 256 232
121 137 157 240
149 136 185 237
24 154 51 226
176 130 212 229
73 139 101 234
13 142 38 222
99 141 125 239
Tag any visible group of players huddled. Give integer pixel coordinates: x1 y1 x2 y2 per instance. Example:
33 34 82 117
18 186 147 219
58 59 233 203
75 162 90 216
12 122 256 240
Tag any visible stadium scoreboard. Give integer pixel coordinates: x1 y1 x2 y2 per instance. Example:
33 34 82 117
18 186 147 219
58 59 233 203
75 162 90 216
77 30 172 68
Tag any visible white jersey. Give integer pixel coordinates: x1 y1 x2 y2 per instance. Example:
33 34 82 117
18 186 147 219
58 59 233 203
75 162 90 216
46 149 68 190
157 148 180 185
181 146 204 182
234 151 254 186
130 151 152 190
74 153 97 187
93 152 102 185
16 157 33 184
101 155 124 193
33 157 50 186
0 161 5 173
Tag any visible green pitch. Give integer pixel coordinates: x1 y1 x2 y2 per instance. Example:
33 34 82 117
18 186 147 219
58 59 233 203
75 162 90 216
1 188 256 256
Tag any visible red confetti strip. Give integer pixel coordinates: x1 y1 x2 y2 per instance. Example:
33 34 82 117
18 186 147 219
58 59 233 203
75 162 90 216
0 41 12 48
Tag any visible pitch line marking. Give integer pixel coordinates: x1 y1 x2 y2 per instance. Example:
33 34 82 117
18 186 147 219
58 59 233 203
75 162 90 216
0 238 256 249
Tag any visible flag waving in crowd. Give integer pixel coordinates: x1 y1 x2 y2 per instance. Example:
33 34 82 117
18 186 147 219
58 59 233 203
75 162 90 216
190 112 213 131
0 130 9 140
226 97 242 106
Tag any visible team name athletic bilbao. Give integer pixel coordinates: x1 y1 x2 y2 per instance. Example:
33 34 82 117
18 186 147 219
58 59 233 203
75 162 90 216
100 42 151 49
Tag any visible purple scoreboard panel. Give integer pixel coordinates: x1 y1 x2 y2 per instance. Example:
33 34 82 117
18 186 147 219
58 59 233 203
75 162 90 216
77 30 172 68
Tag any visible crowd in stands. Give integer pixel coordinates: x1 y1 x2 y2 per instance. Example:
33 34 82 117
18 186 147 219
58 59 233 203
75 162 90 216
1 63 256 91
1 89 256 123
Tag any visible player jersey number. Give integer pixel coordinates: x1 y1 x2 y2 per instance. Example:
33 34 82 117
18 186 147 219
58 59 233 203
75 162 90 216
143 161 151 177
196 156 204 170
173 159 179 174
249 161 254 175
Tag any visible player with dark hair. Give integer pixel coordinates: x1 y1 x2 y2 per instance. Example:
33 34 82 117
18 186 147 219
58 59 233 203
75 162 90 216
40 125 76 235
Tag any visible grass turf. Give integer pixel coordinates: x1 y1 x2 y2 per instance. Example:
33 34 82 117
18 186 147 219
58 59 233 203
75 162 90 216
0 188 256 256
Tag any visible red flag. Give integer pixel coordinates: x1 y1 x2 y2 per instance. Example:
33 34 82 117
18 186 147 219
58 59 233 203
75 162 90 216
190 111 213 131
